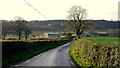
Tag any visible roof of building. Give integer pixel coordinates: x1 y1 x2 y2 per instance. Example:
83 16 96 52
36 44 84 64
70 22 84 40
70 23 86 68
96 32 108 34
44 33 59 34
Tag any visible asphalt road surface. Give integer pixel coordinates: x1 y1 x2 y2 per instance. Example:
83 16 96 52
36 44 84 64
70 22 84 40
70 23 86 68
13 41 75 67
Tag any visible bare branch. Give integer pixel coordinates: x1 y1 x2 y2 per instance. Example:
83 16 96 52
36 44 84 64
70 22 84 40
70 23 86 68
67 6 93 39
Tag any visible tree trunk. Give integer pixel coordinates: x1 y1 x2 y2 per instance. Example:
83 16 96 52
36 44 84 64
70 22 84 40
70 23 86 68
3 35 6 40
25 34 27 40
76 29 84 39
18 34 21 40
77 35 80 39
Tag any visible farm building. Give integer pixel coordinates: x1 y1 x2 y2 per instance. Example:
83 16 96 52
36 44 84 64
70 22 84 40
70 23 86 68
44 33 60 37
108 29 120 37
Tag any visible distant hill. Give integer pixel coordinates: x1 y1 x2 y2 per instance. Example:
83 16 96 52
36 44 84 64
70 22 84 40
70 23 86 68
28 20 120 33
28 20 66 33
92 20 119 30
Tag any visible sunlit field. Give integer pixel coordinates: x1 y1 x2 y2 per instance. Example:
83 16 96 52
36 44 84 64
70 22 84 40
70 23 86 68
1 37 68 42
82 37 119 46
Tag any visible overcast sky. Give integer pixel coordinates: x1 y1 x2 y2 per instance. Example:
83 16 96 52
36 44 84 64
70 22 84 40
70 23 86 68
0 0 119 21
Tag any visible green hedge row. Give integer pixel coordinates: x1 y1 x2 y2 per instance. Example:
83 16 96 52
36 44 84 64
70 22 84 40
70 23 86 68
3 37 68 41
2 40 69 67
70 39 120 67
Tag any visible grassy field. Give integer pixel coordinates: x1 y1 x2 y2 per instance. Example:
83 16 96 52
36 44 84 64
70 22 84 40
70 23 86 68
72 34 77 36
82 37 119 46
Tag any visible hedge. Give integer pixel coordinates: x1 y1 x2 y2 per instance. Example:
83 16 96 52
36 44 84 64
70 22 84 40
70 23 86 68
2 39 70 67
70 39 120 67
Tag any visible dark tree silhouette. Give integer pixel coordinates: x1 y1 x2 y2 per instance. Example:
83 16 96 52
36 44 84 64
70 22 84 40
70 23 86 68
13 16 30 40
24 25 31 40
67 6 93 39
1 20 13 40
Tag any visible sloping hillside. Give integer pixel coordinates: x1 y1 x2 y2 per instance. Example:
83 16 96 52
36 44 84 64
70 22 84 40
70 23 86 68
28 20 120 32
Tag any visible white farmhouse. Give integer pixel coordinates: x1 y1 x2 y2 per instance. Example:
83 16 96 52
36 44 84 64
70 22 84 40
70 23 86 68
44 33 59 37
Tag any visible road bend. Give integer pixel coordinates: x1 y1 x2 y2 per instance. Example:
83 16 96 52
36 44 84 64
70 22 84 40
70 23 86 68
12 41 75 67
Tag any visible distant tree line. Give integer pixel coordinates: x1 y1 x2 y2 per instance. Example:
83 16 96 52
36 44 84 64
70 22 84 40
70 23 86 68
28 20 120 34
2 16 31 40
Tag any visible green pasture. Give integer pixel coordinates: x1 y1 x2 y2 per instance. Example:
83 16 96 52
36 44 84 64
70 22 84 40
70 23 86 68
82 37 119 46
72 34 77 36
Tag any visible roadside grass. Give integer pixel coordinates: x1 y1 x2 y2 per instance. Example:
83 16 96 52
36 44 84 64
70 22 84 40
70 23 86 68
82 37 119 46
70 38 120 67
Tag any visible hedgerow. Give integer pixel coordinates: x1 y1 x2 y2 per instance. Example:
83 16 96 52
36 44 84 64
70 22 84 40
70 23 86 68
70 39 120 67
2 39 70 67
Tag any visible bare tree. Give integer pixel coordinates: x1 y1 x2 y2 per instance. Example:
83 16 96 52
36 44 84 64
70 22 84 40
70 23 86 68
63 21 75 32
67 6 92 38
24 25 31 40
1 20 13 40
13 16 29 40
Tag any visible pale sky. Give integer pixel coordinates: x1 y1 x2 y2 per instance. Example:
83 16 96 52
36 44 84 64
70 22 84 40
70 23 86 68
0 0 119 21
